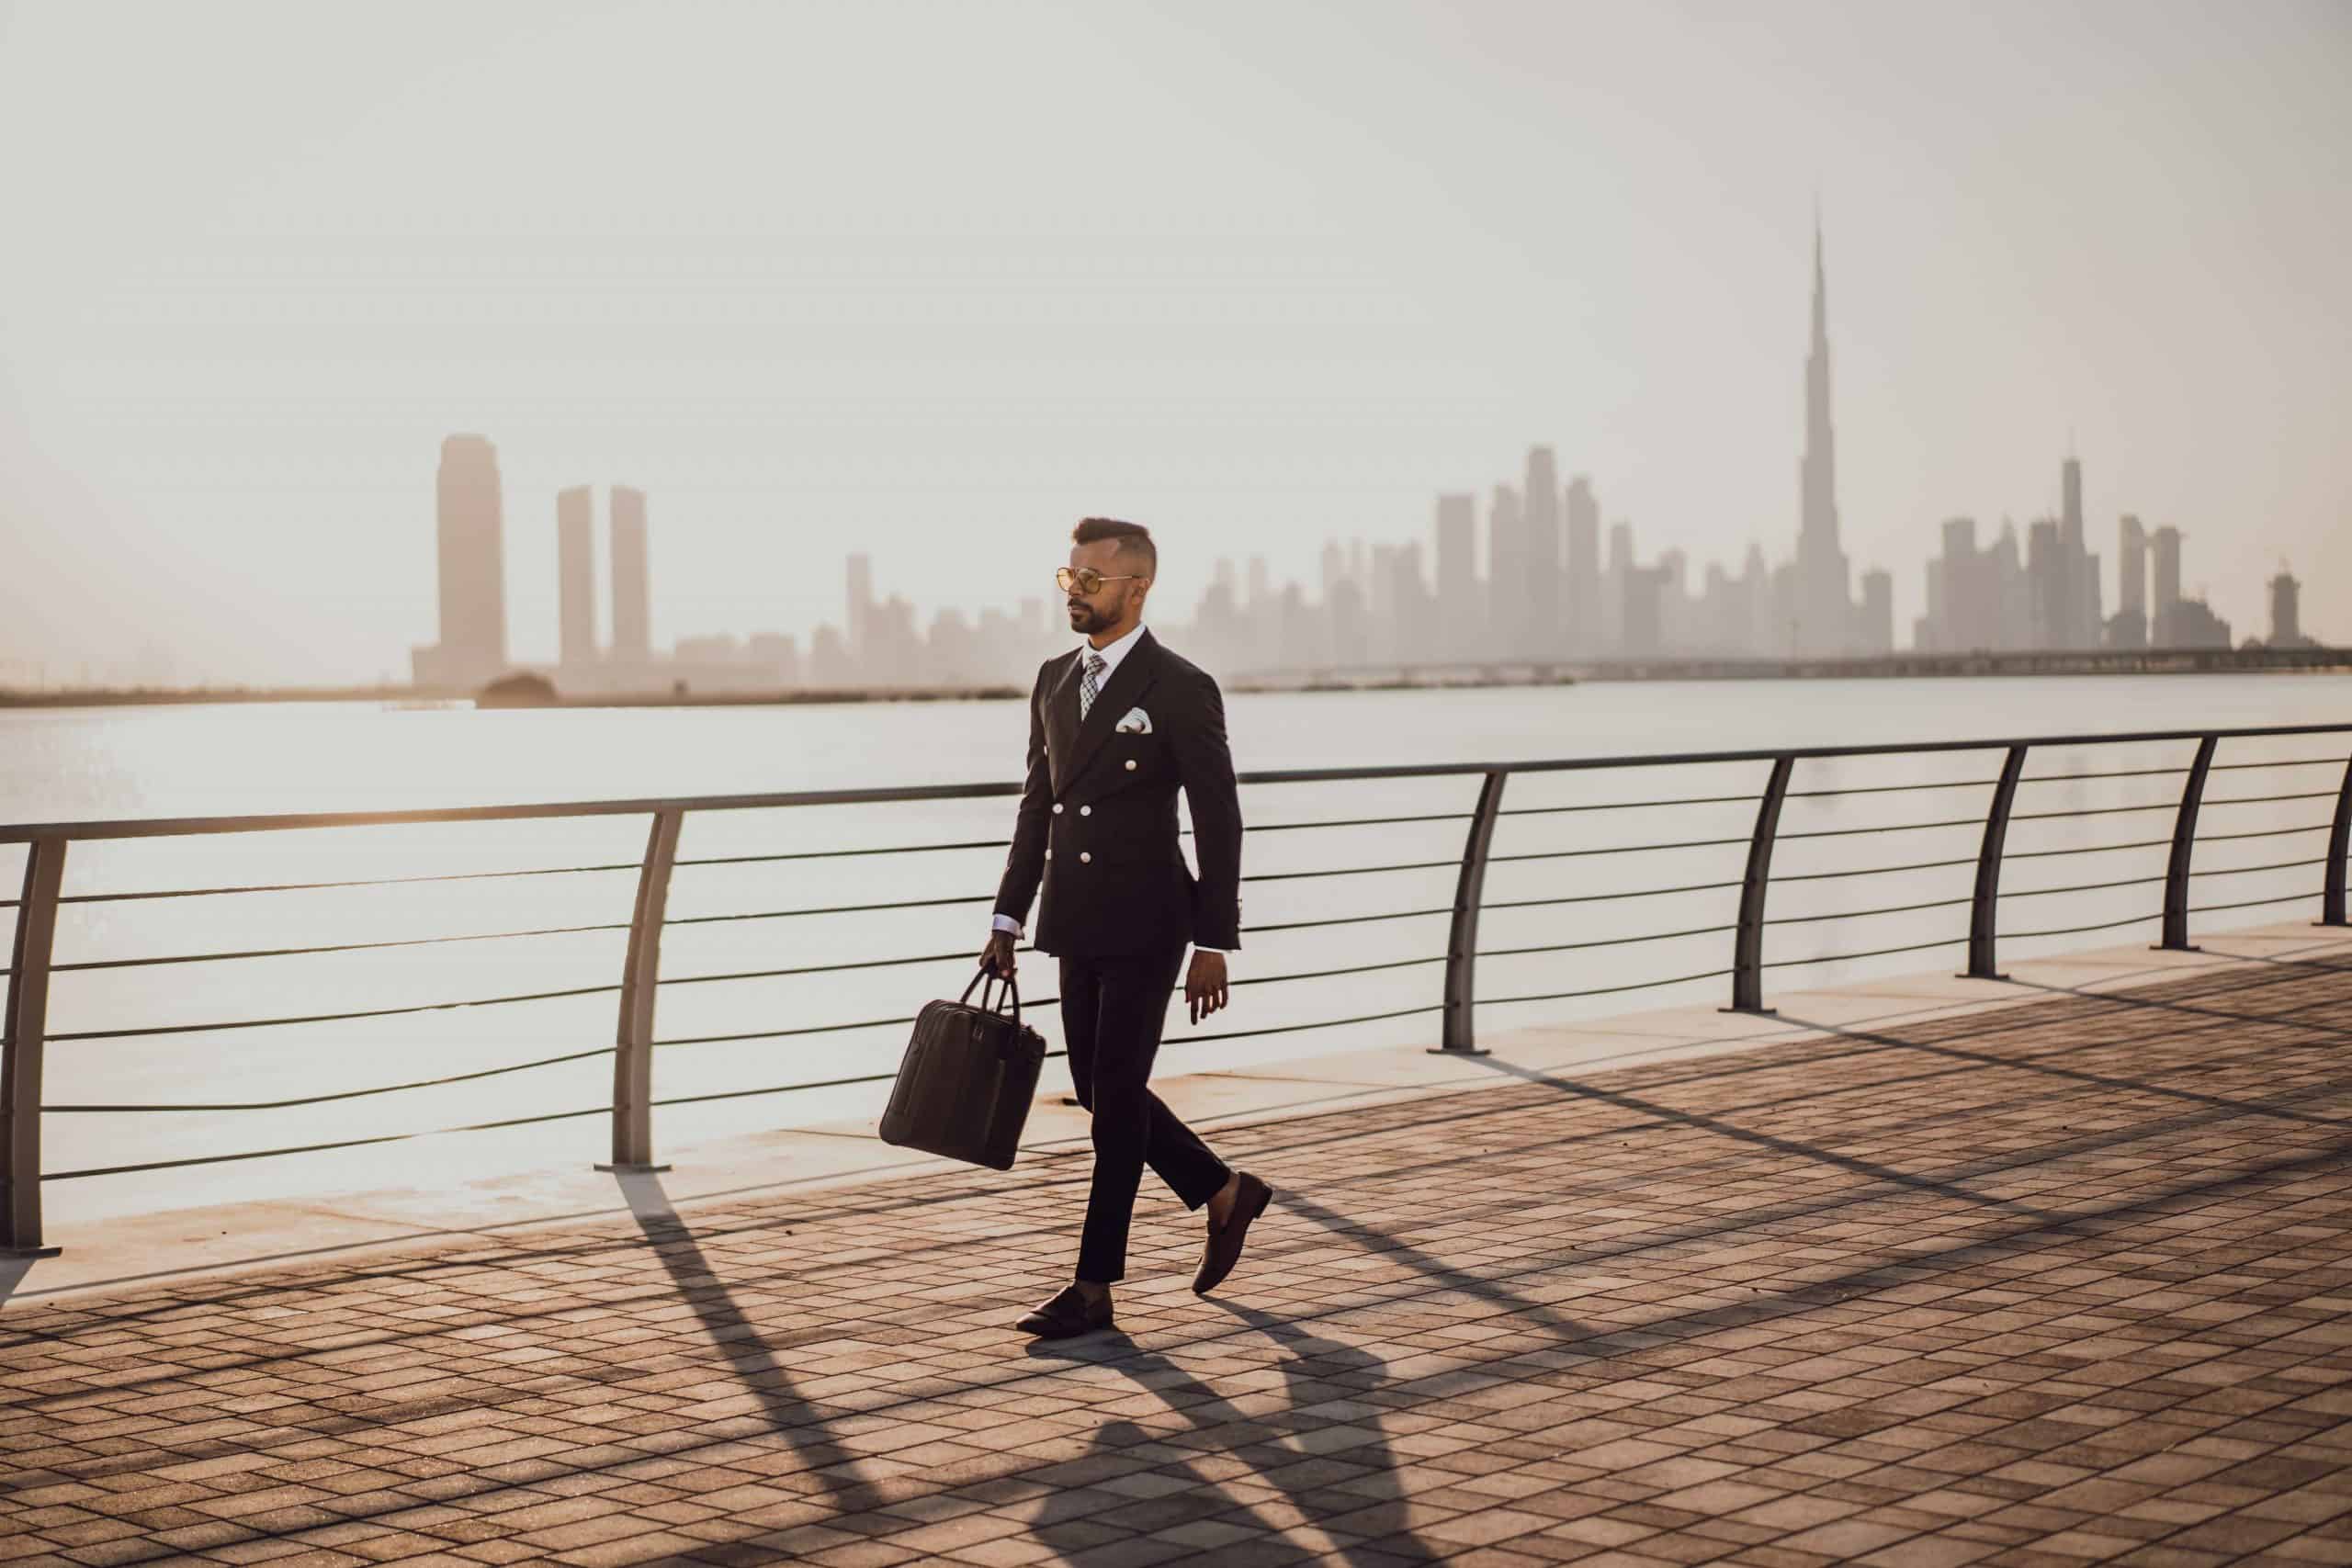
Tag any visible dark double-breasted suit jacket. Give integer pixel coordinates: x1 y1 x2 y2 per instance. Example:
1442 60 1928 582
992 630 1243 959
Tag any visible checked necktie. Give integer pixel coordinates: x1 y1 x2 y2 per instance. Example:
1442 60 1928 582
1079 651 1106 720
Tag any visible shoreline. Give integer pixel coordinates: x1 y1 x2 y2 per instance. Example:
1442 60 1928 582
0 643 2344 711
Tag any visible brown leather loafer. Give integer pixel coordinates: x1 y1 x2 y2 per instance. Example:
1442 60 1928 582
1193 1172 1272 1295
1015 1284 1114 1338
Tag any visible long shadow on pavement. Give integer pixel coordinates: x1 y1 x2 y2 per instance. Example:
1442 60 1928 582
1022 1304 1446 1565
612 1169 888 1519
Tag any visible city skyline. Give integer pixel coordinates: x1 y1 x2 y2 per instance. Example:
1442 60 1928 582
3 3 2346 689
391 215 2310 697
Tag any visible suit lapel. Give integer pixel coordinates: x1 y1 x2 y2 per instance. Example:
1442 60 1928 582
1057 629 1160 795
1044 650 1083 796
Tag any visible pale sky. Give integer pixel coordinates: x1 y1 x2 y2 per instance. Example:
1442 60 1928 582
2 0 2346 684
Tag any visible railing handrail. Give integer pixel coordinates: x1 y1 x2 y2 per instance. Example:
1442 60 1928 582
7 720 2351 844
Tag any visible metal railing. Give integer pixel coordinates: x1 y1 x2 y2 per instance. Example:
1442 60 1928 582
4 721 2348 1256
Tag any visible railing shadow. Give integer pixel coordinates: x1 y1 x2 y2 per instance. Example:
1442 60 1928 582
1463 1048 2076 1225
607 1168 888 1518
1767 961 2352 1136
1999 949 2352 1040
1278 1190 1590 1338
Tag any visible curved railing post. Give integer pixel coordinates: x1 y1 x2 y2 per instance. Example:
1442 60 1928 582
1724 756 1794 1015
3 839 67 1257
2322 754 2351 928
2156 736 2218 952
1432 770 1507 1055
599 808 682 1174
1962 745 2030 980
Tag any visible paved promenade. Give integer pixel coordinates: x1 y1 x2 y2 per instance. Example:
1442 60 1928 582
5 938 2351 1566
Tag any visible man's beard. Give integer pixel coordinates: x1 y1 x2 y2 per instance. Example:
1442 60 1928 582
1068 599 1114 636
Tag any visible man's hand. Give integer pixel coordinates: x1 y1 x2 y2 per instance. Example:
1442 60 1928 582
1185 950 1229 1025
980 930 1018 979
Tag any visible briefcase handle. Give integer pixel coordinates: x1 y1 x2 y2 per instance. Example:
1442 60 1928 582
960 963 1023 1025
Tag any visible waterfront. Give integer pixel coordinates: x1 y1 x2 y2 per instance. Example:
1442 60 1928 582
9 673 2347 820
4 673 2346 1228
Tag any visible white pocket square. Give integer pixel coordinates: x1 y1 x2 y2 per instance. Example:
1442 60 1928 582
1114 706 1153 734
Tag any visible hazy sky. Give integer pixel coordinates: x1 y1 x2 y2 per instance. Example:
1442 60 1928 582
3 0 2346 684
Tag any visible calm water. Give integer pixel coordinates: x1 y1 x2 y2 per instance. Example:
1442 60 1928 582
5 673 2346 1224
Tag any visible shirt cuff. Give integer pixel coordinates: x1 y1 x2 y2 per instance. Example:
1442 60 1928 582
990 914 1024 939
1194 944 1229 953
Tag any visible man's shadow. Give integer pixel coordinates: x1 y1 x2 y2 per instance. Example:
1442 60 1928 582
1023 1303 1441 1563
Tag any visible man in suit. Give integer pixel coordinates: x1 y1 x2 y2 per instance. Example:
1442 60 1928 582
981 517 1273 1339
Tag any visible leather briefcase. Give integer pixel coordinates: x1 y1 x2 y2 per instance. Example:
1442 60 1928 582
878 966 1047 1171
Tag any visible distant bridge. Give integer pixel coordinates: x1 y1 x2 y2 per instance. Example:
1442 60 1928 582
1229 642 2352 691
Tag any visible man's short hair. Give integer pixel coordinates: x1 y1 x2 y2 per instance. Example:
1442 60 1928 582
1073 517 1156 578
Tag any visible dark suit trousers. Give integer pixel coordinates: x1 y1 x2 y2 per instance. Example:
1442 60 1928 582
1059 945 1231 1283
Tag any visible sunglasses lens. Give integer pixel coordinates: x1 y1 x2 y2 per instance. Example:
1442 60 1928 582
1058 568 1099 594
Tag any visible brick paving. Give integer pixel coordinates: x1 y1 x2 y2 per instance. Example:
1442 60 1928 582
6 954 2352 1566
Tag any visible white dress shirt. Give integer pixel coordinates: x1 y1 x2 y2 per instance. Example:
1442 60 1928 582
991 622 1228 953
1080 619 1148 686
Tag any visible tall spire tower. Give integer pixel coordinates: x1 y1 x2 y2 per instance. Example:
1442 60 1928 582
1794 210 1854 653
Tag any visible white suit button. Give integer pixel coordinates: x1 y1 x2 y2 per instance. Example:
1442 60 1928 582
1080 852 1091 863
1052 803 1064 815
1045 850 1053 862
1125 759 1137 771
1079 805 1091 817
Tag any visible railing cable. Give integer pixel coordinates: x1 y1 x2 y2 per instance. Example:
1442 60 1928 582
49 980 624 1043
1765 896 1974 926
2186 855 2327 879
1480 967 1736 1009
1763 935 1962 968
2016 765 2189 784
55 862 641 906
44 1045 617 1113
1239 906 1453 934
1479 878 1743 910
1475 923 1736 958
51 919 636 974
2189 888 2322 918
2004 909 2158 942
41 1102 619 1182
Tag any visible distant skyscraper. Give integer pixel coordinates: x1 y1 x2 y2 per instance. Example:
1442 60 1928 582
1318 540 1346 609
1565 477 1600 654
1434 493 1477 660
846 554 875 663
1486 485 1522 657
1522 446 1561 657
2058 454 2086 647
1937 518 1980 652
2269 568 2303 648
610 485 650 661
556 485 596 668
1622 565 1666 657
1794 218 1856 655
2151 525 2183 644
1605 520 1633 652
1859 568 1894 654
413 434 508 688
2027 519 2062 647
2111 514 2148 648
